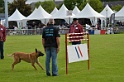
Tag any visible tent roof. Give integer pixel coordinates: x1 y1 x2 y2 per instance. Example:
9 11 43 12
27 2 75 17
115 6 124 20
100 4 114 18
72 6 80 15
8 9 26 21
74 3 104 18
50 7 58 15
51 4 75 19
26 6 51 20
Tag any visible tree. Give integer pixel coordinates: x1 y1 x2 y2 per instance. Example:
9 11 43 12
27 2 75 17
0 0 4 13
64 0 84 10
112 4 122 11
79 0 103 12
63 0 103 12
8 0 32 16
89 0 103 12
35 1 56 13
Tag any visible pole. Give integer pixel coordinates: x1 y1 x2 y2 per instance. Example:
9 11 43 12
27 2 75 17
106 8 108 28
65 34 68 74
87 33 90 70
4 0 9 28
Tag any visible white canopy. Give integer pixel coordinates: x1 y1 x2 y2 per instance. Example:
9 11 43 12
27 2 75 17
26 6 51 20
8 9 26 28
115 6 124 20
8 9 26 21
51 4 75 19
72 6 80 15
25 8 37 20
74 3 104 18
50 7 58 15
100 5 114 18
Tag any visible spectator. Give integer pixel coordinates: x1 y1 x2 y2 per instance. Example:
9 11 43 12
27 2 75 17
0 19 6 59
69 18 84 45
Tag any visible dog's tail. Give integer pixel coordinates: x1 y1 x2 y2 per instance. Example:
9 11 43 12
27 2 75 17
7 53 14 57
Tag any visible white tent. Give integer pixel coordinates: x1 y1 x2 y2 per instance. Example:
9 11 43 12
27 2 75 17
26 6 51 20
72 6 80 15
100 5 114 18
100 5 114 27
51 4 75 24
26 6 51 24
25 8 38 20
8 9 26 21
51 4 75 19
115 6 124 21
74 3 105 26
50 7 58 15
74 3 104 18
8 9 26 28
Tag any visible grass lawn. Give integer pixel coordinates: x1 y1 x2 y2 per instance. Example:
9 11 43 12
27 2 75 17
0 34 124 82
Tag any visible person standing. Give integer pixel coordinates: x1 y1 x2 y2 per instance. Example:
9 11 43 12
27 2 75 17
69 18 83 45
42 19 60 76
0 19 6 59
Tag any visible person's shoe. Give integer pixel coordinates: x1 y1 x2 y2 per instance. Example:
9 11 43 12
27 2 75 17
1 58 4 59
52 74 58 76
47 73 51 76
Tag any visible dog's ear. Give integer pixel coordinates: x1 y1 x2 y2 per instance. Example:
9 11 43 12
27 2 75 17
35 48 37 53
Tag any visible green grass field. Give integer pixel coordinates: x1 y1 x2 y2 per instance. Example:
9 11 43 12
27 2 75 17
0 34 124 82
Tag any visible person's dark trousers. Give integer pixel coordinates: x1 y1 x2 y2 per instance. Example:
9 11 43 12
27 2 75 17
0 41 4 59
72 41 81 45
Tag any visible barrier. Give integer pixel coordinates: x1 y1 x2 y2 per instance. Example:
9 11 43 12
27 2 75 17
88 30 94 34
6 28 107 35
65 32 90 74
6 29 43 35
100 30 106 34
94 30 100 34
6 28 70 35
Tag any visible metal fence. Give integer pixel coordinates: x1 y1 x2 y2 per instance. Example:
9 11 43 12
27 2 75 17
6 27 124 35
6 28 70 35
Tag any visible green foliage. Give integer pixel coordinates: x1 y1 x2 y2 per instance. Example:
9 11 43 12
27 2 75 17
112 4 123 12
79 0 103 12
35 1 42 8
56 3 63 9
64 0 84 10
0 0 4 7
0 0 4 13
63 0 103 12
35 1 56 13
0 34 124 82
78 1 87 10
8 0 32 16
89 0 103 12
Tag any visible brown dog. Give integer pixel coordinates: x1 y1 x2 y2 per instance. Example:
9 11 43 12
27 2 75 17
10 49 44 70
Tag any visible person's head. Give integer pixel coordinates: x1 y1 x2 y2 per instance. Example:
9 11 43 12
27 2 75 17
73 18 79 24
48 19 55 25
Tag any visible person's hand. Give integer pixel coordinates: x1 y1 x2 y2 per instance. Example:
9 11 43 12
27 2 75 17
57 47 60 53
